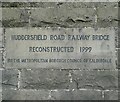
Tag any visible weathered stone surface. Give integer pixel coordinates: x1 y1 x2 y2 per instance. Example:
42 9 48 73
5 28 116 69
2 8 21 20
2 2 118 8
2 8 30 27
1 2 119 101
0 28 2 48
2 69 18 89
0 69 2 101
70 70 118 90
0 8 1 31
117 49 120 69
20 69 70 89
2 2 57 8
0 69 2 88
0 91 2 102
50 89 103 100
60 2 95 8
118 28 120 48
30 7 95 27
1 2 96 8
114 27 118 48
1 0 119 2
97 7 118 27
2 2 119 28
2 89 50 100
104 90 118 100
0 50 2 68
95 2 118 8
2 4 96 27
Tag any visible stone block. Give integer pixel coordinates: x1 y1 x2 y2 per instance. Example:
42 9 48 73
50 89 103 100
20 69 70 89
2 89 50 100
30 7 95 27
2 69 18 89
70 70 118 90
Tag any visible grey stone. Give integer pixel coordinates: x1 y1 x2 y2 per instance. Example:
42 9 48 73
2 69 18 89
1 2 95 8
0 8 2 27
2 8 29 27
60 2 95 8
117 49 120 69
1 0 119 2
1 2 119 101
0 50 2 68
3 2 117 8
104 90 118 100
97 7 118 27
0 92 1 102
30 7 95 27
2 89 50 100
0 28 2 48
2 4 96 27
5 28 116 69
20 69 70 89
70 70 118 90
0 69 2 90
94 2 118 8
50 89 103 100
118 28 120 48
2 8 22 20
0 71 1 99
114 27 118 48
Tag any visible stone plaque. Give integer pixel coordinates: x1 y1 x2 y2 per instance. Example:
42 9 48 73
5 28 116 69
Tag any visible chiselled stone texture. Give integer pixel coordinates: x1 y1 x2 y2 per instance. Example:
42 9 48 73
20 69 70 89
2 8 30 27
2 89 50 100
96 6 118 27
70 70 118 90
50 89 103 100
2 3 96 27
2 2 119 28
104 90 118 100
30 7 95 27
2 69 18 89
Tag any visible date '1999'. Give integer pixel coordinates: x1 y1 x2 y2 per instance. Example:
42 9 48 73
80 47 92 52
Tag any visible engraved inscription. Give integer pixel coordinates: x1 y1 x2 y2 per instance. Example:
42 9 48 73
5 28 116 69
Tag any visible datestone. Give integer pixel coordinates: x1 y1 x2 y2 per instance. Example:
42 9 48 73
5 28 116 69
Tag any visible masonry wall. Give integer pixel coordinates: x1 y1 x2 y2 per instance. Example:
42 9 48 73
0 2 119 100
